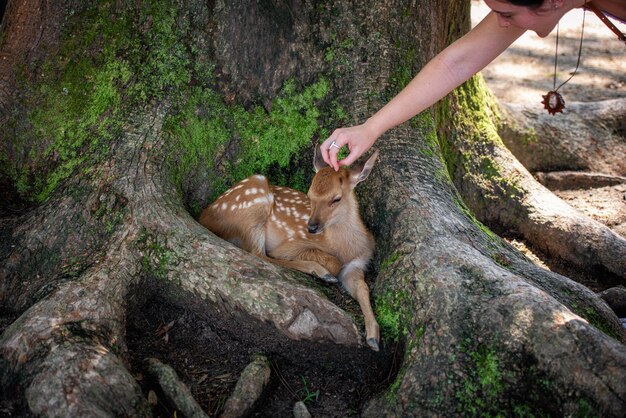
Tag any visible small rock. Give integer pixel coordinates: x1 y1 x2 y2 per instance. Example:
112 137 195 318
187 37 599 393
293 401 311 418
147 390 158 405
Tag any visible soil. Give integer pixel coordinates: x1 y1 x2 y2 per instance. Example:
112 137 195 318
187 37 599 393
124 278 399 418
472 1 626 291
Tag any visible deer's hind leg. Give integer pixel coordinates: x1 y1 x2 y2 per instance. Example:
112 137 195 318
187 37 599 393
200 175 274 256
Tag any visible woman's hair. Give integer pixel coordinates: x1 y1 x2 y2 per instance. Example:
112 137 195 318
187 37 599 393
506 0 546 9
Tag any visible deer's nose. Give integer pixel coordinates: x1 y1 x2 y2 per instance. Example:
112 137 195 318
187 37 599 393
307 221 320 234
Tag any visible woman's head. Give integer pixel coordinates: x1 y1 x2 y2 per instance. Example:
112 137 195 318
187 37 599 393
484 0 569 37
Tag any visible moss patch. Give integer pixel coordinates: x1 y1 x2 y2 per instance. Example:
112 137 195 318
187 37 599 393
435 75 521 192
165 79 329 197
2 1 194 203
136 227 175 281
375 289 409 344
374 252 414 343
456 343 505 416
581 307 623 341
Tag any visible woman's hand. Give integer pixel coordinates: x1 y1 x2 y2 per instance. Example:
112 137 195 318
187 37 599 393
320 123 379 171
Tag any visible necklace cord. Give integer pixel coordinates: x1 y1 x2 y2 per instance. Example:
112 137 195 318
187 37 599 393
552 24 559 90
554 8 587 92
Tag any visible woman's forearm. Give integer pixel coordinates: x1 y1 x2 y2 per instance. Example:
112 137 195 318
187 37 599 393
363 54 461 138
321 12 524 169
364 12 524 139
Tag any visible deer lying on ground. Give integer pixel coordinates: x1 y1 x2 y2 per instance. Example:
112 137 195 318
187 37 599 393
199 148 380 351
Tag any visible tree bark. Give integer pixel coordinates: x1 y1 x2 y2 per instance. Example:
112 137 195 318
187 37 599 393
1 0 625 417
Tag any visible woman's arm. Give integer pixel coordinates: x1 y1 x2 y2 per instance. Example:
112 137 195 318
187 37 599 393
322 12 525 170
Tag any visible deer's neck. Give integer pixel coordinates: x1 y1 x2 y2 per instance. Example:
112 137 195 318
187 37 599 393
325 199 373 263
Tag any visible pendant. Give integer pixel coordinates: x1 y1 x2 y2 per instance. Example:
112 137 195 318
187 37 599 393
541 91 565 115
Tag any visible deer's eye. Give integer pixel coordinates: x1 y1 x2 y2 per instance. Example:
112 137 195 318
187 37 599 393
330 197 341 206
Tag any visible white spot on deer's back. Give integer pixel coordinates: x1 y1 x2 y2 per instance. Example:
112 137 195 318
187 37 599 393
252 196 270 206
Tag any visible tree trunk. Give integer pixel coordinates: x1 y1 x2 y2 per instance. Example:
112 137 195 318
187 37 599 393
1 1 625 417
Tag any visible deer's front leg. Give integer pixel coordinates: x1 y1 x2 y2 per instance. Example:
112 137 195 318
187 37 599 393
296 248 342 277
268 243 340 283
340 265 380 351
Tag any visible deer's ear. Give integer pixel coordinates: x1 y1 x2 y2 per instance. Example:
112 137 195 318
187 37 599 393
313 145 328 173
349 149 379 189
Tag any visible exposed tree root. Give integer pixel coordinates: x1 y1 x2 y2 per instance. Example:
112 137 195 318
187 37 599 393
146 357 208 418
534 171 626 190
444 80 626 280
0 260 149 416
360 127 626 416
599 286 626 317
220 355 271 418
465 143 626 279
499 98 626 176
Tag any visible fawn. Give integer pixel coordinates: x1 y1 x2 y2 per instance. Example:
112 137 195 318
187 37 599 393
199 148 380 351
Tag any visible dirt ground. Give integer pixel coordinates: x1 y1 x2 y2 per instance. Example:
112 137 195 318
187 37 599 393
472 1 626 289
124 278 397 418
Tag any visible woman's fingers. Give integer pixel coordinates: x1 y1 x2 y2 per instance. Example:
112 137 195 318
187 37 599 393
321 130 344 170
321 124 374 170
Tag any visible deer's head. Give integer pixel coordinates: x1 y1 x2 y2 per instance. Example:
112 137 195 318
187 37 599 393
306 147 379 234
